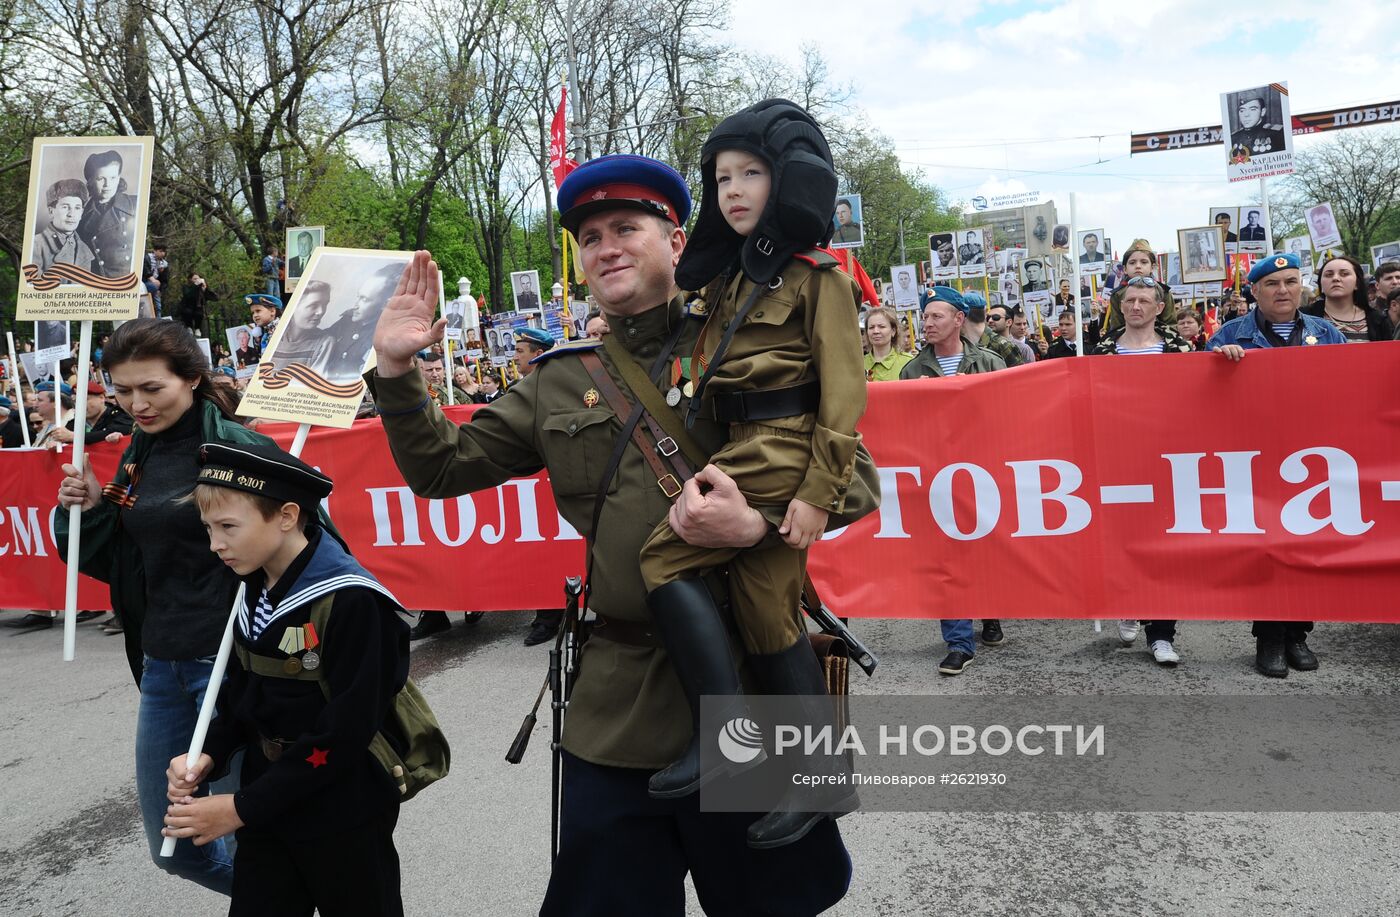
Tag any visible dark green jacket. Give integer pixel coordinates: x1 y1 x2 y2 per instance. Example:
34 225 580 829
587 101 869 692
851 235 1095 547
900 339 1007 379
55 400 274 686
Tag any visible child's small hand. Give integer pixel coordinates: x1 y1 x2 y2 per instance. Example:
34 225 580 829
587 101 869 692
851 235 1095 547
162 794 243 846
778 499 828 550
166 752 213 803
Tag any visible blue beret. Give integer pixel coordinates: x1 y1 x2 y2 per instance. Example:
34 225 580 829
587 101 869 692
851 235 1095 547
215 365 237 378
927 285 968 313
244 293 283 310
0 395 11 409
36 381 74 396
1247 252 1301 284
961 291 986 309
518 327 555 349
557 155 692 235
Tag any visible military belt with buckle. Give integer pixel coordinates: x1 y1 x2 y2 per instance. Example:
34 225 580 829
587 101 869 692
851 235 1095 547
710 380 821 424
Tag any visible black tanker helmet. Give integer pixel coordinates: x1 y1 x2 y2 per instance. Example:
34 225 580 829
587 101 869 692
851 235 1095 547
675 98 837 289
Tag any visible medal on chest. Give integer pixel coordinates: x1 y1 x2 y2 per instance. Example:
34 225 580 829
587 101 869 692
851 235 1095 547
665 357 692 406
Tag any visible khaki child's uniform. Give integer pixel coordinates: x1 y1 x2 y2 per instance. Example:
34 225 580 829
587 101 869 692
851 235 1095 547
638 255 866 654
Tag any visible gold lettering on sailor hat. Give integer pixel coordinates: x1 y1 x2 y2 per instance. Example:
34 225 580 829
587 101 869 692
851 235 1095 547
200 467 236 482
235 474 266 491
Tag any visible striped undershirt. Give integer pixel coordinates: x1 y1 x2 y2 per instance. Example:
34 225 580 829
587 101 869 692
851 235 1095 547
1270 322 1296 339
1117 341 1166 355
250 587 276 639
936 355 962 376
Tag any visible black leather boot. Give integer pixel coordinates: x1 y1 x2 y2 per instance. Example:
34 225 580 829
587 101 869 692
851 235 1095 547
647 580 763 799
1255 637 1287 678
746 639 859 850
1284 635 1318 671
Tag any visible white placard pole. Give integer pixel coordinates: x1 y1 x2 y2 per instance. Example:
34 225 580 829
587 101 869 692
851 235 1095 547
6 332 31 447
160 420 312 857
1069 193 1097 634
61 321 94 661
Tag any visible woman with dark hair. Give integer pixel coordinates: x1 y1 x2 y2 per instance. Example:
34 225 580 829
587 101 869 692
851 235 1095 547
1302 255 1394 342
54 318 271 895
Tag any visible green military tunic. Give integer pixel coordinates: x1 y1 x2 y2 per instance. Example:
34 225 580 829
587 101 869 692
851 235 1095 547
638 256 867 653
368 297 880 769
899 338 1007 378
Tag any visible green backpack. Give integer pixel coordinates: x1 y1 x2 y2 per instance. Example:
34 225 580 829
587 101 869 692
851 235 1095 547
233 594 450 801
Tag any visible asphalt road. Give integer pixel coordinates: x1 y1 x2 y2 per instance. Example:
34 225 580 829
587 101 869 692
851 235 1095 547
3 611 1399 916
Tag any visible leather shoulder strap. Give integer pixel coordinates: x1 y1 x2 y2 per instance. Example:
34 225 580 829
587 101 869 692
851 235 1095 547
599 331 709 469
579 351 687 499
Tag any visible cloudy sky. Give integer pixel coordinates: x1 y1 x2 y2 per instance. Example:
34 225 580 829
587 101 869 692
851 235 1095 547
724 0 1400 257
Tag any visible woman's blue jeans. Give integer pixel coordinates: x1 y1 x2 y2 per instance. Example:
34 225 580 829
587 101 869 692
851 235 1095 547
135 655 239 895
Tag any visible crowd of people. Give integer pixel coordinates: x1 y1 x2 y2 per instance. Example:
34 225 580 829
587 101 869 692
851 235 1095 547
4 98 1398 915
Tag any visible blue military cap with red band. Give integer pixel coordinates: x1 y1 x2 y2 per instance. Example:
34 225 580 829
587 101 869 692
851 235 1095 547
557 155 692 236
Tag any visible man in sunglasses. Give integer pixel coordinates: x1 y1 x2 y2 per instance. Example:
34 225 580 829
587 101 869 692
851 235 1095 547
1208 252 1345 678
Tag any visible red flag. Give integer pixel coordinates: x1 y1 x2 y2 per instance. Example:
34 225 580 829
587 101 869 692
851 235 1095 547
549 85 578 189
825 247 881 306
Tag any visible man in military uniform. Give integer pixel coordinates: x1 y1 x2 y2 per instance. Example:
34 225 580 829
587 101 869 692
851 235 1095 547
1023 258 1048 292
1228 90 1287 159
76 149 139 279
32 179 95 276
514 273 541 311
899 286 1006 672
368 155 879 915
832 197 861 244
323 264 401 383
957 230 984 265
961 291 1026 367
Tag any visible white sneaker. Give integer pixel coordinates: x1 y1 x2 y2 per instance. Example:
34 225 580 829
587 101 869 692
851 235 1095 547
1150 640 1180 666
1117 619 1140 645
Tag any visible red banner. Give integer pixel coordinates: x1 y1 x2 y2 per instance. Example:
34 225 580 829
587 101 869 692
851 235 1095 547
548 84 577 189
5 345 1400 621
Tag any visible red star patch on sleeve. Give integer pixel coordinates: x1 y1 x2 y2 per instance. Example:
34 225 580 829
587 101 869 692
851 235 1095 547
305 748 329 768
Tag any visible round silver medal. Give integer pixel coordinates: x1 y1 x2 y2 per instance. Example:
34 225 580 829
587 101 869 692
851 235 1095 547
665 386 682 407
301 650 321 671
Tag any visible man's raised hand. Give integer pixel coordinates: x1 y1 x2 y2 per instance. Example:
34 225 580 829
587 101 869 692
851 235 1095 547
373 250 447 378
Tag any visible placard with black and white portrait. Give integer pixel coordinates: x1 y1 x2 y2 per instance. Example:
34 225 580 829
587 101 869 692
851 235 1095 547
928 232 956 269
19 136 155 320
1208 206 1239 254
34 320 69 365
1077 229 1107 274
958 228 989 278
1177 226 1226 283
285 226 325 284
1020 256 1051 293
511 270 543 313
1305 202 1343 252
1236 206 1270 254
890 264 920 308
240 247 412 428
1371 240 1400 271
1220 82 1295 182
